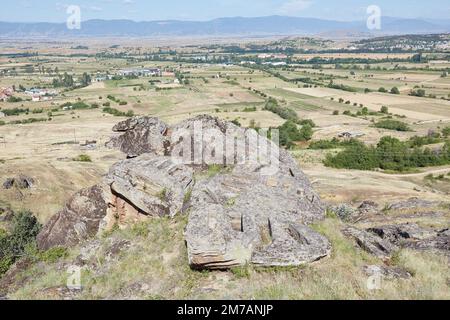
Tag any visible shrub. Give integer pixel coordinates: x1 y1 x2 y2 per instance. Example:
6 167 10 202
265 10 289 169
324 141 379 170
7 96 23 103
0 211 41 276
73 154 92 162
243 106 257 112
442 127 450 137
374 120 410 131
410 89 426 97
39 247 68 263
264 98 298 122
332 110 339 115
378 87 387 93
390 87 400 94
380 106 389 114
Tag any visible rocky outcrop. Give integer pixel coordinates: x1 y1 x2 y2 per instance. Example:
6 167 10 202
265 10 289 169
186 162 327 269
104 154 194 219
37 186 109 250
343 223 450 259
363 265 411 280
3 175 35 190
106 117 170 158
38 115 329 269
342 226 398 259
387 198 442 211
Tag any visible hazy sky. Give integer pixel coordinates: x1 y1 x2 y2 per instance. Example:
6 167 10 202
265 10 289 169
2 0 449 22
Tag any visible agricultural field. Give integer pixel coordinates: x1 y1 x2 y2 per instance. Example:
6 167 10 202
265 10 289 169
0 34 449 300
1 39 450 218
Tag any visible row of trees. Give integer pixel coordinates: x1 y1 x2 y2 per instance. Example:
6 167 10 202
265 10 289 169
324 136 450 172
52 72 91 88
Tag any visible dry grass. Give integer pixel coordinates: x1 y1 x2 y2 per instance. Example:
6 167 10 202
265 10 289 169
8 215 449 300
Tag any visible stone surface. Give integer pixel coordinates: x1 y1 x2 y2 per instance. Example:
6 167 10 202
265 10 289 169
104 153 194 219
185 160 326 269
387 198 441 211
37 185 109 250
342 226 398 259
368 223 437 245
40 115 329 269
363 265 412 280
404 228 450 256
3 175 35 190
358 201 379 215
106 116 170 157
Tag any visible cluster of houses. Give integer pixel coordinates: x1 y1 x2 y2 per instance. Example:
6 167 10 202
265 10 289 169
117 68 162 77
257 53 288 59
25 88 57 102
0 87 14 102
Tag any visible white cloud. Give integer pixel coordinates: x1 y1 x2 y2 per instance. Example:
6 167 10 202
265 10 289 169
278 0 313 15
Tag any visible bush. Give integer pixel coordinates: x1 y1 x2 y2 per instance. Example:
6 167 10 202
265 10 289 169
73 154 92 162
298 119 316 128
374 120 410 131
410 89 426 97
7 96 23 103
103 107 134 117
39 247 68 263
332 110 339 115
390 87 400 94
442 127 450 138
279 121 313 148
243 106 257 112
264 98 298 122
380 106 389 114
324 141 379 170
0 211 41 276
325 136 450 172
378 87 387 93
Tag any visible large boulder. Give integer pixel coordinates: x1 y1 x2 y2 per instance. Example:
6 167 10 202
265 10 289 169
39 115 329 269
342 226 399 259
37 185 109 250
106 117 170 157
104 153 194 219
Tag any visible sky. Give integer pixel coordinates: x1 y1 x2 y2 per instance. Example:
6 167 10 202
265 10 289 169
1 0 449 22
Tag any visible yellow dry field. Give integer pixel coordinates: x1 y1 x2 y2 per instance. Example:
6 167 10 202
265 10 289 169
1 48 450 225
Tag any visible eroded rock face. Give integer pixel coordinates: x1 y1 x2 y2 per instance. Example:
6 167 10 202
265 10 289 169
39 115 329 269
104 154 194 219
343 224 450 259
37 185 109 250
342 226 399 259
106 117 170 157
3 175 35 190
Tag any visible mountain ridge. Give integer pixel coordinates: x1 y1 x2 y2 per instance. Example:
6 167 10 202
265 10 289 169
0 15 449 38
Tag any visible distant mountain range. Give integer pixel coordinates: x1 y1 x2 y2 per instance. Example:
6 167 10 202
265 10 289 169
1 16 449 38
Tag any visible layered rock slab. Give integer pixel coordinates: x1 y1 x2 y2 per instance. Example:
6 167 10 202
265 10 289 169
38 115 330 269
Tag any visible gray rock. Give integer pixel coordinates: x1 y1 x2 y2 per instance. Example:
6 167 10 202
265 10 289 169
105 153 194 218
387 198 441 211
358 201 379 215
3 175 35 190
185 162 326 269
363 265 412 280
368 223 437 245
41 115 329 270
342 226 398 259
37 185 109 250
106 116 170 157
404 229 450 256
